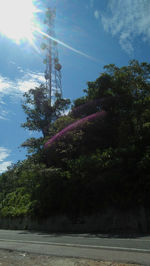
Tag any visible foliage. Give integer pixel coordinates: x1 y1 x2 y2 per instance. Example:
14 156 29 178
70 99 102 118
0 60 150 220
22 85 70 137
45 111 106 148
0 188 32 217
21 84 70 154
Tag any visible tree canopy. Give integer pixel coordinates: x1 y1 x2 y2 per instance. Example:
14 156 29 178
21 84 70 154
0 60 150 227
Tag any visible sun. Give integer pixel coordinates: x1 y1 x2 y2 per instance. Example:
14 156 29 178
0 0 37 44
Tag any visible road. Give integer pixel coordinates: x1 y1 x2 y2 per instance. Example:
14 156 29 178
0 230 150 265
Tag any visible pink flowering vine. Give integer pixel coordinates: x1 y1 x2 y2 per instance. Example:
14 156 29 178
44 111 106 148
71 98 102 118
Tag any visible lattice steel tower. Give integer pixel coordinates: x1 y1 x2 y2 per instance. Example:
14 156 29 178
43 8 62 105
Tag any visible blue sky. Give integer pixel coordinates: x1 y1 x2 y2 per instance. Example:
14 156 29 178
0 0 150 173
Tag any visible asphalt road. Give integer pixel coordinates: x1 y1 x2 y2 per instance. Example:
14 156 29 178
0 230 150 265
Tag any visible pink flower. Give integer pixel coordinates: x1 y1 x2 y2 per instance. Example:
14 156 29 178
44 111 106 148
71 99 102 118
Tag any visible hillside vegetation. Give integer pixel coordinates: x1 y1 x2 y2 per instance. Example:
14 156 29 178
0 60 150 231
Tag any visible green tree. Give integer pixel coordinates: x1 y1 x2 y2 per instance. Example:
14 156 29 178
74 60 150 148
22 84 70 137
21 84 70 153
1 60 150 221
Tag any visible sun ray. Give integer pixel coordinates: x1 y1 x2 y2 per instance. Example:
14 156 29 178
0 0 98 61
35 28 98 62
0 0 38 44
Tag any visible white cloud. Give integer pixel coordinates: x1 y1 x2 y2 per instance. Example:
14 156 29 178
0 147 11 161
0 76 12 93
17 66 24 73
101 0 150 54
94 10 100 20
0 147 12 173
0 71 45 95
16 71 45 93
0 99 8 120
0 161 12 173
0 98 7 119
0 70 45 119
0 109 9 120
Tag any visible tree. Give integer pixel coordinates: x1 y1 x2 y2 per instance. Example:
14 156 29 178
73 60 150 147
21 84 70 153
22 84 70 137
1 60 150 222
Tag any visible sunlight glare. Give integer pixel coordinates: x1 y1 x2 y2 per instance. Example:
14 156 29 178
0 0 37 43
36 28 98 62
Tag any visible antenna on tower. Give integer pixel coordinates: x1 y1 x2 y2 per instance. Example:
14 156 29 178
42 8 62 106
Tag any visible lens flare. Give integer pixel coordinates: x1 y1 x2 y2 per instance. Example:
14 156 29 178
0 0 38 44
45 111 106 148
35 28 98 62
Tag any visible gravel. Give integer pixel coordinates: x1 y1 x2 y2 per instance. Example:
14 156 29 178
0 249 140 266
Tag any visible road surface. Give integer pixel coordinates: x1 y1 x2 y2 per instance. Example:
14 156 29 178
0 230 150 265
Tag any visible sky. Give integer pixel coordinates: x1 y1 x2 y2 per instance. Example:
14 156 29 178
0 0 150 173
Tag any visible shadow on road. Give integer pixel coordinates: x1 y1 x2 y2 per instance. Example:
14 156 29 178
18 230 150 239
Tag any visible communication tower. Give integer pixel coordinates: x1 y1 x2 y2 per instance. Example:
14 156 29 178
43 8 62 105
